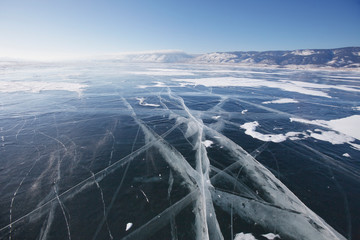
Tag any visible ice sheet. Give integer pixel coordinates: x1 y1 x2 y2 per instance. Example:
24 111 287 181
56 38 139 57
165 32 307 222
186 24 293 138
0 62 357 240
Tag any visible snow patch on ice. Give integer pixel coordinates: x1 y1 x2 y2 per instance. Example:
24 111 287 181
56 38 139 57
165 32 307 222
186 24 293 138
262 233 281 239
153 81 167 87
284 80 360 95
262 98 299 104
234 232 257 240
350 143 360 150
130 70 194 76
326 115 360 140
308 129 355 145
202 140 213 148
291 115 360 141
0 81 87 96
175 77 360 99
125 222 133 231
137 81 168 89
290 115 360 149
240 121 303 143
136 97 160 107
290 118 327 127
174 77 332 98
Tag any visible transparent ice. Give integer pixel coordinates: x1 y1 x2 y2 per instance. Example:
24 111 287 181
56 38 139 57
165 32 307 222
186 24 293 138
0 62 359 239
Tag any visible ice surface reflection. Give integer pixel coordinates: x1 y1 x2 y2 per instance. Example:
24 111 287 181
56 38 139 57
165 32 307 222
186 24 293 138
0 62 359 239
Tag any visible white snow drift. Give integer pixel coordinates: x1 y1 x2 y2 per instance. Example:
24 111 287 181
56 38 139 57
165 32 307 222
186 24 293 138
0 81 87 96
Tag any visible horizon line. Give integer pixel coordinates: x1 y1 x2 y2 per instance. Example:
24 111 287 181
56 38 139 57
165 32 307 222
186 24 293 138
1 46 359 62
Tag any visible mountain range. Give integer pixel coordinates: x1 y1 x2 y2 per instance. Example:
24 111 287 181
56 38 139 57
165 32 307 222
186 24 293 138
1 47 360 69
105 47 360 69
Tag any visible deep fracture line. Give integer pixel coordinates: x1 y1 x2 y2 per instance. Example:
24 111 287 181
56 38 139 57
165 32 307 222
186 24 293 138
15 119 27 140
38 131 68 152
167 89 223 240
89 169 113 240
54 186 71 240
1 121 180 233
8 147 41 240
92 123 141 240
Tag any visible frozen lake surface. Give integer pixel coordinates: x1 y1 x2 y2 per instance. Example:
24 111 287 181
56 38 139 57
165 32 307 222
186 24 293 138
0 62 359 240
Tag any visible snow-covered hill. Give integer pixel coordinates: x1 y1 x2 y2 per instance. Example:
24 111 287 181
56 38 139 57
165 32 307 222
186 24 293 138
100 47 360 69
97 50 194 63
2 47 359 69
191 47 360 68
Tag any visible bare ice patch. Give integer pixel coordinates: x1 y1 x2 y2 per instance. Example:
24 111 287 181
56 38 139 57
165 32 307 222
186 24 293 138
0 81 87 96
262 98 298 104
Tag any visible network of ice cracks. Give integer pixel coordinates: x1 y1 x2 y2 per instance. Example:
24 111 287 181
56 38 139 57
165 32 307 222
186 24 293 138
0 79 350 240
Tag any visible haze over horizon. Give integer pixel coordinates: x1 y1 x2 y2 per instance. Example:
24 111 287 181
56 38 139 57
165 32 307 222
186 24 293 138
1 0 360 60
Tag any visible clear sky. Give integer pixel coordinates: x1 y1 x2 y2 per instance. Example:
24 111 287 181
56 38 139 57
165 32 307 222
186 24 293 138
1 0 360 60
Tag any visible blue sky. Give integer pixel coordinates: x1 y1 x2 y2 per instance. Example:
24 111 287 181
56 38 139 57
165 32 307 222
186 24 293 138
1 0 360 59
